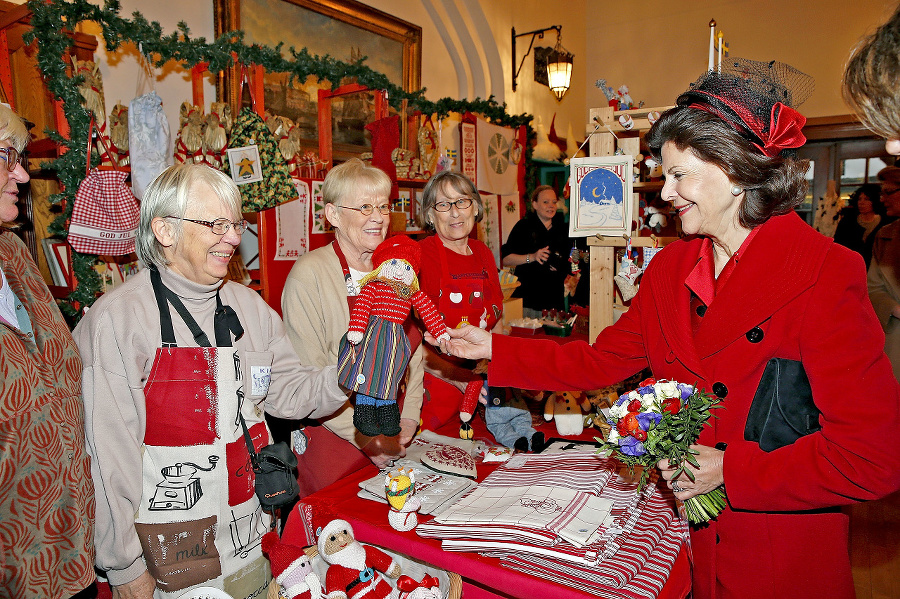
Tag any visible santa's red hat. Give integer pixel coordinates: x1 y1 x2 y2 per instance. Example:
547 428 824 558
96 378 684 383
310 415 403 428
372 236 421 273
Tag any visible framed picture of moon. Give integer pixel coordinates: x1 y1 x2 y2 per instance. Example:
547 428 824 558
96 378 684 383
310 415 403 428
568 155 634 237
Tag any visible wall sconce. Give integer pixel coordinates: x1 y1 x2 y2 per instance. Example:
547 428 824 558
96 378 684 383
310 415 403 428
512 25 573 101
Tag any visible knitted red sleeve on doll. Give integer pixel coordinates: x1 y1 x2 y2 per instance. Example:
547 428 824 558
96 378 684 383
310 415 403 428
409 290 447 340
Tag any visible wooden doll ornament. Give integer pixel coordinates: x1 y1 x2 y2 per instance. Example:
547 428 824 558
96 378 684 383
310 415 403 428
338 236 449 437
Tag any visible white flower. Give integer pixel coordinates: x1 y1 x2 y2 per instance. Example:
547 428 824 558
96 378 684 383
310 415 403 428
609 403 628 419
607 429 620 443
640 394 655 410
654 380 678 399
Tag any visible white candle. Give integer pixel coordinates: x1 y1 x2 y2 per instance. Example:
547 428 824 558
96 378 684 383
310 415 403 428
718 31 723 73
708 19 716 72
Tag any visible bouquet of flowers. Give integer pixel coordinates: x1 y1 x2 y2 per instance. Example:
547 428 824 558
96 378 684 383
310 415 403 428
597 377 726 524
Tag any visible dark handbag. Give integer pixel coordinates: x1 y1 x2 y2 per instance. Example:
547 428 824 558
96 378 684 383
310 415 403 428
744 358 821 452
239 412 300 508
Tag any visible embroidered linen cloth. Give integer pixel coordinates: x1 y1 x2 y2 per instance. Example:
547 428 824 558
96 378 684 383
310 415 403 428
416 452 684 597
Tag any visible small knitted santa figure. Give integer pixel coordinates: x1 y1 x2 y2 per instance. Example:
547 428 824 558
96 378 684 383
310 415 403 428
262 531 323 599
318 519 401 599
338 236 450 437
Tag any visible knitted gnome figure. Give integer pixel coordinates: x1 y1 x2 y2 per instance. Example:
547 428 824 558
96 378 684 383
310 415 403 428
338 236 450 437
262 531 323 599
318 519 401 599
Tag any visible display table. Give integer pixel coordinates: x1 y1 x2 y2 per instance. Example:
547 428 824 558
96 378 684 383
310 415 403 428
281 419 691 599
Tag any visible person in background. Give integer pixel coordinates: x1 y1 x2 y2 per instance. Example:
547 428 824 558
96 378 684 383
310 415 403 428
74 163 347 599
832 182 889 268
865 167 900 380
0 105 97 599
281 158 425 488
440 58 900 599
501 185 572 318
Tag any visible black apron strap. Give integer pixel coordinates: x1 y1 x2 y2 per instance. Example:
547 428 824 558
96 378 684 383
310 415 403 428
149 265 244 349
150 265 179 347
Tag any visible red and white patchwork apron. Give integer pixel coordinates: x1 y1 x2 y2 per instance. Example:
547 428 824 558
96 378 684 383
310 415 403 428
135 269 274 598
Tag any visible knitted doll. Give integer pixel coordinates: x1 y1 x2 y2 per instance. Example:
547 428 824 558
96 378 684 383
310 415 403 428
318 519 401 599
338 236 449 437
261 531 323 599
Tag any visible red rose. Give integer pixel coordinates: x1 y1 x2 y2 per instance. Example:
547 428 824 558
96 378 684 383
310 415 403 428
633 429 648 442
616 419 630 437
662 397 680 415
627 399 643 412
640 378 657 387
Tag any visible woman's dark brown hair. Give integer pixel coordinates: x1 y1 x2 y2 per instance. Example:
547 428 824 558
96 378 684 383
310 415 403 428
645 107 809 228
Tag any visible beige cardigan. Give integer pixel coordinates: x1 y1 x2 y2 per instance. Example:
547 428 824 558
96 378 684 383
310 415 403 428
73 265 347 586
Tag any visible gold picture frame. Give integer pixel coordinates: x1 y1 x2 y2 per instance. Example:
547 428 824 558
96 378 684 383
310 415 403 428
214 0 421 153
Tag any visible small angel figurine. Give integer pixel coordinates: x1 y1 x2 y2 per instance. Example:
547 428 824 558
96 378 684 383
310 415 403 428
338 236 449 437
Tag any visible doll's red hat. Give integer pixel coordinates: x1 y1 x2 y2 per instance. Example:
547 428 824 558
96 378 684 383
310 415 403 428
373 235 421 273
262 531 308 581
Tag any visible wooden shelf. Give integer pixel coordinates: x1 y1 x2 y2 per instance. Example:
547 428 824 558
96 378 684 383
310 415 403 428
633 181 663 193
396 178 427 188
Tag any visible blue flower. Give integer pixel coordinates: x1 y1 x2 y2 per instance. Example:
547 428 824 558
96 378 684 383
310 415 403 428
637 386 654 396
615 396 629 406
678 384 693 401
636 412 662 430
619 436 646 456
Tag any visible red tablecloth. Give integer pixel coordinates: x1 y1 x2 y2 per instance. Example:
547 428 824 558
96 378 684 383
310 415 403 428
282 417 690 599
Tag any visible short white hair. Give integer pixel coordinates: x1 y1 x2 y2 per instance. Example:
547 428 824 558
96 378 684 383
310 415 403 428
321 158 391 207
136 163 241 268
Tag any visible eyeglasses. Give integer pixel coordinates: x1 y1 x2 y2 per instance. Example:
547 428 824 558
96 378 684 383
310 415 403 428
0 147 23 172
337 204 392 216
434 197 474 212
167 216 250 235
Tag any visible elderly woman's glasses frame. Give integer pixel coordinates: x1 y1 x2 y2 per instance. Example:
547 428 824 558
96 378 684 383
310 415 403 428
0 147 24 172
434 198 474 212
337 204 392 216
166 216 250 235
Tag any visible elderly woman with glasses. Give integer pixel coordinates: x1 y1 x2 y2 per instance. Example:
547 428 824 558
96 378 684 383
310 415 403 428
0 105 99 599
73 163 348 599
414 171 541 448
440 59 900 599
282 158 426 487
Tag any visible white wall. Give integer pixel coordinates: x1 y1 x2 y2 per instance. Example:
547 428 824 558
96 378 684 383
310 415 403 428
582 0 899 120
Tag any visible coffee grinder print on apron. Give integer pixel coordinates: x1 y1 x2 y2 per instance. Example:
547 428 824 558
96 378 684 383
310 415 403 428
134 267 272 599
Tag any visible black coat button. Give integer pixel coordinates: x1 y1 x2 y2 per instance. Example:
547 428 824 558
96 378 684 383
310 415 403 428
746 327 764 343
696 305 707 317
716 533 721 544
713 382 728 398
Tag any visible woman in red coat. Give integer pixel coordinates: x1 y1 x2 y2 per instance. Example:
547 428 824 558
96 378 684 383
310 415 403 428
436 58 900 599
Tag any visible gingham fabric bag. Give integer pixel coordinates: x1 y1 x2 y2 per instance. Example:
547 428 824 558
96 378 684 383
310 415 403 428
68 168 140 256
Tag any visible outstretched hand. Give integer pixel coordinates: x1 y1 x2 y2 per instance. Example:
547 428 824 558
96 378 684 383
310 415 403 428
424 323 493 361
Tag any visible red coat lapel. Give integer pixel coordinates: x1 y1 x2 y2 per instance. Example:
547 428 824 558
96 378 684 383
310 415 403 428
694 212 832 358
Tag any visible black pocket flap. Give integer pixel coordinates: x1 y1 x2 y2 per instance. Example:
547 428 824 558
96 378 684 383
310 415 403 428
744 358 821 452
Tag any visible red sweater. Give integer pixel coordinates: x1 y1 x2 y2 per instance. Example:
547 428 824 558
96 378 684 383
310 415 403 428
348 280 447 340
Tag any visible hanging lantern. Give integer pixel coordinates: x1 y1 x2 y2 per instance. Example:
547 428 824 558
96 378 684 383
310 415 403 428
546 36 574 101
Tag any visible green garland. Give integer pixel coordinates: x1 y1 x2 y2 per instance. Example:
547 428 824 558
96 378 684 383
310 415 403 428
25 0 536 321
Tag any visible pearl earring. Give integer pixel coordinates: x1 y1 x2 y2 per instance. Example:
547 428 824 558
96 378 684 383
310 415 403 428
731 185 742 196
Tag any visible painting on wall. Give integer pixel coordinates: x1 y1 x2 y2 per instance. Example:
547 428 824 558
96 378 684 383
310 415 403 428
568 155 634 237
214 0 422 152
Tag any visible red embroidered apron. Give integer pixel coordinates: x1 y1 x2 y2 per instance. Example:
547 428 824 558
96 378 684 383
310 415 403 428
133 268 272 598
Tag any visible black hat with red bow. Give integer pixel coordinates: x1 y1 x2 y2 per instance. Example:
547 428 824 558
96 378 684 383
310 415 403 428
678 57 814 158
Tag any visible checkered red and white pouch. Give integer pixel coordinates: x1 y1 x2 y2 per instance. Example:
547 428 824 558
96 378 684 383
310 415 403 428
69 168 139 256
